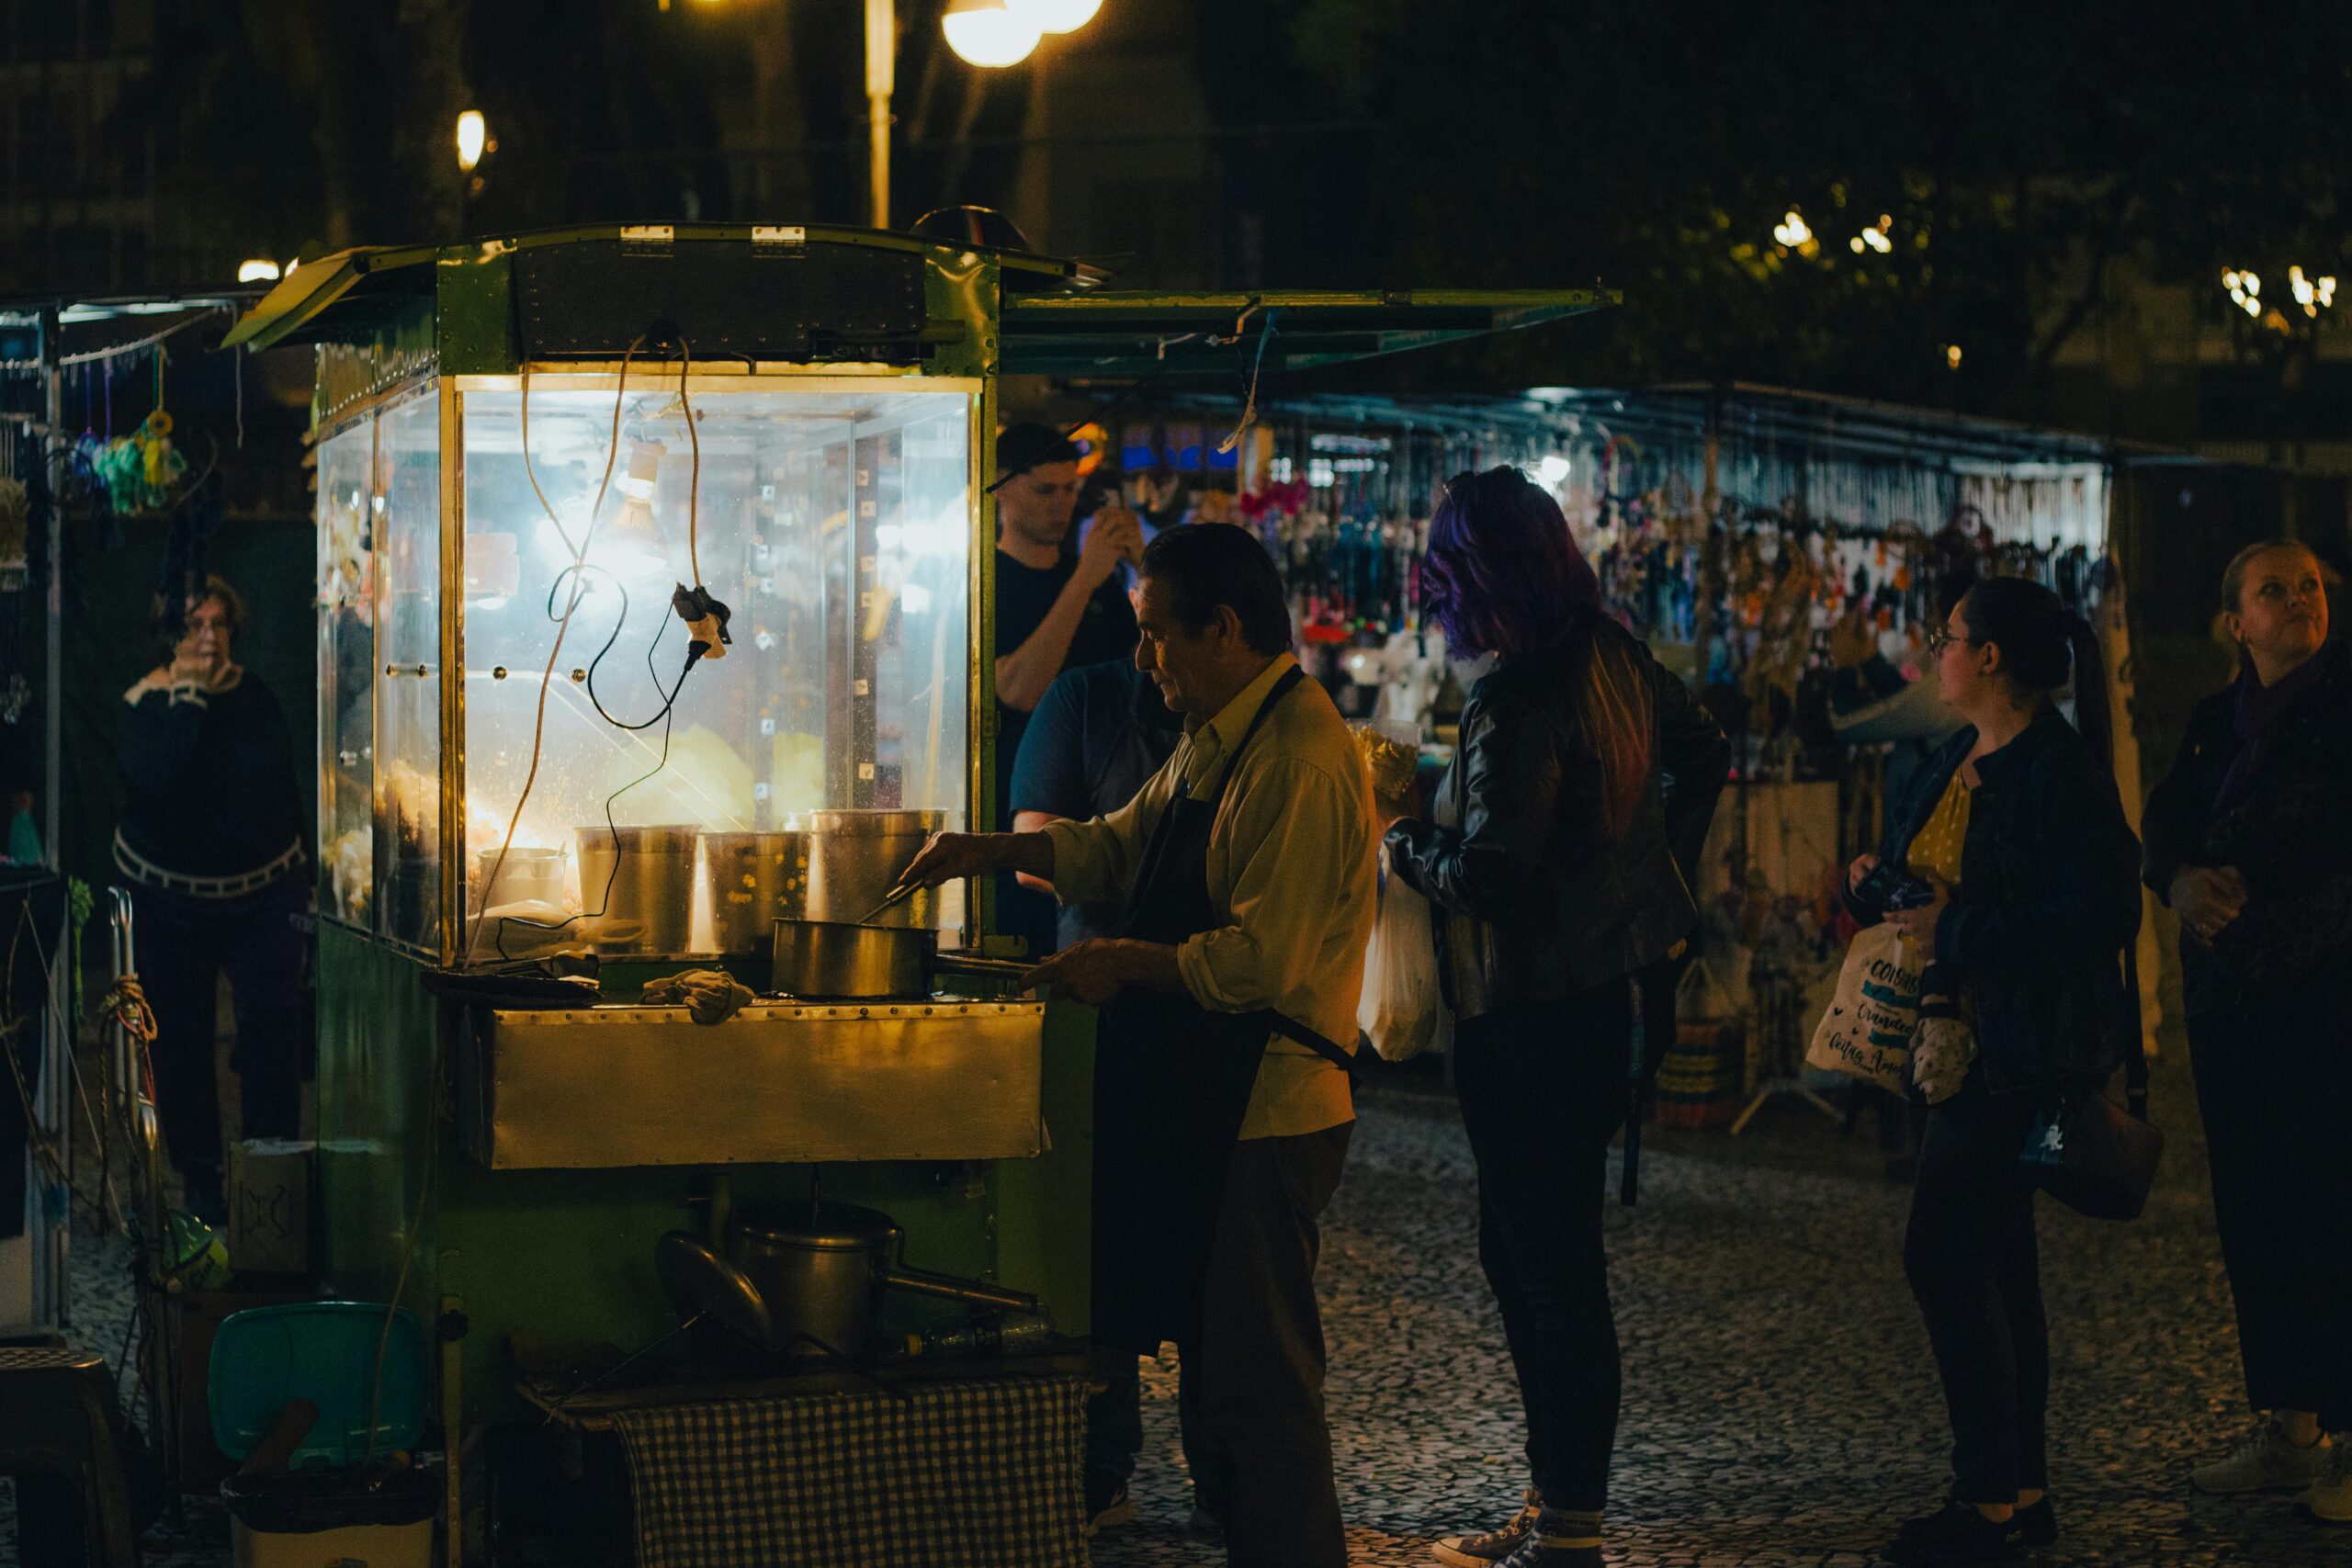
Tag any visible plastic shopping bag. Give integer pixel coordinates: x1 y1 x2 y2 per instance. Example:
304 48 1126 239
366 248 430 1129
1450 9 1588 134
1803 921 1921 1094
1359 847 1447 1062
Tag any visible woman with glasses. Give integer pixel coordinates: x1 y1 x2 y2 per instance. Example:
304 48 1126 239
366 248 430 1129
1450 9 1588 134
2143 540 2351 1523
114 578 310 1223
1843 579 2142 1565
1385 468 1727 1568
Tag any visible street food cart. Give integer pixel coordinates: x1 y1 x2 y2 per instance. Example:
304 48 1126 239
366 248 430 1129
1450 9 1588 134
221 228 1611 1525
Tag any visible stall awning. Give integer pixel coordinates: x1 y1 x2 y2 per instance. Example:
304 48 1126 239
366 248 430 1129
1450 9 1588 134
220 244 439 352
997 289 1618 377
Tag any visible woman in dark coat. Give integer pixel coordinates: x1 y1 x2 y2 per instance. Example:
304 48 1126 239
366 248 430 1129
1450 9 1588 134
1385 468 1728 1568
2142 539 2351 1521
115 578 308 1220
1844 578 2142 1566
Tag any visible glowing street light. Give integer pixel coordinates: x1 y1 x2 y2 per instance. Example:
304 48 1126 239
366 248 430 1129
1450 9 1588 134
942 0 1042 66
237 258 283 283
1769 208 1815 254
1007 0 1102 29
456 110 489 174
2288 265 2337 318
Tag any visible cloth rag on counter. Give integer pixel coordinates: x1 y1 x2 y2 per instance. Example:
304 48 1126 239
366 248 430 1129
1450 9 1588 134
639 970 756 1026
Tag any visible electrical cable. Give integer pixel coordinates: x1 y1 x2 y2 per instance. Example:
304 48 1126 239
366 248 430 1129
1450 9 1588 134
678 336 703 588
467 339 644 959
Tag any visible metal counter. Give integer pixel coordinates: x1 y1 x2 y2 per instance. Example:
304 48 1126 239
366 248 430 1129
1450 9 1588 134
455 998 1046 1169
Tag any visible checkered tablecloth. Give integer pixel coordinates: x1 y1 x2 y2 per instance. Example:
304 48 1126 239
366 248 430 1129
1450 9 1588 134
607 1373 1089 1568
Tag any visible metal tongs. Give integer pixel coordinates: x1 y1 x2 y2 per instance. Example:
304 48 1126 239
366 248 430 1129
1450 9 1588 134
851 877 923 926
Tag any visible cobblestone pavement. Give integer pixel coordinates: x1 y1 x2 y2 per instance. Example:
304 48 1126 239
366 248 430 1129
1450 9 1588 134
1095 1048 2347 1568
10 1039 2344 1567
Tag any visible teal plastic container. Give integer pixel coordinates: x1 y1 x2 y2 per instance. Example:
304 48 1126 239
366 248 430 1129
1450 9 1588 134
209 1302 430 1469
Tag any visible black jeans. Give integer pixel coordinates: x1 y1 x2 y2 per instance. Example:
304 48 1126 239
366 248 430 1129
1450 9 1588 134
1083 1358 1212 1508
1174 1120 1353 1568
1452 978 1632 1512
2188 997 2352 1429
1903 1077 2050 1504
130 876 306 1188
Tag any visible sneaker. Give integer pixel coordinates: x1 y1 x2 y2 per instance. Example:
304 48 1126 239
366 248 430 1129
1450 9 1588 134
1489 1509 1601 1568
2190 1417 2334 1495
1081 1476 1133 1536
1894 1493 2052 1549
2299 1442 2352 1525
1433 1488 1541 1566
1881 1501 2026 1566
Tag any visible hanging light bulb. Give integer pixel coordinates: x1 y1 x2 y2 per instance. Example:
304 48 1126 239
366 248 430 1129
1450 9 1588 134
1005 0 1102 31
594 439 672 581
943 0 1041 66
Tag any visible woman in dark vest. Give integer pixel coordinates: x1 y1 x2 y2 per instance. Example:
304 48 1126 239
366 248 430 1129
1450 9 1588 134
116 577 308 1221
1846 578 2141 1565
2143 540 2351 1522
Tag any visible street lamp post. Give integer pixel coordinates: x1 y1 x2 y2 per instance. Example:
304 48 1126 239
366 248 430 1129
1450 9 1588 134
865 0 894 229
861 0 1102 231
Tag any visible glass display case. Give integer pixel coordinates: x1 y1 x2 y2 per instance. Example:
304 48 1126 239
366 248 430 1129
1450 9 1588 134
316 371 978 965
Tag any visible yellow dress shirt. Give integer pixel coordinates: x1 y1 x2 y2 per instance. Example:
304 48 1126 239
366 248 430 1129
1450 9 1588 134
1040 654 1375 1139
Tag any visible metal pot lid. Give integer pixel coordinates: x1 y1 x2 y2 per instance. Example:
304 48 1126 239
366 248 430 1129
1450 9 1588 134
730 1201 900 1250
655 1230 773 1346
807 809 949 836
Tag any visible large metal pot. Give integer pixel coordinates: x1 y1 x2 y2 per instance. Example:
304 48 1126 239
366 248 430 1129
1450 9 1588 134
806 809 946 930
574 824 698 953
770 916 1029 999
660 1202 1038 1364
702 829 810 955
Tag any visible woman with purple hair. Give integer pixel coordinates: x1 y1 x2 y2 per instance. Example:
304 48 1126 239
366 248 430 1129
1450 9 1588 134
1386 468 1727 1568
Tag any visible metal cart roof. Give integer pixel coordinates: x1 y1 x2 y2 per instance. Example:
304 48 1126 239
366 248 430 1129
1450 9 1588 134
222 223 1616 374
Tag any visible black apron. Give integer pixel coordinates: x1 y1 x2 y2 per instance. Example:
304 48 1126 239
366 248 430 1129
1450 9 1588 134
1090 664 1359 1354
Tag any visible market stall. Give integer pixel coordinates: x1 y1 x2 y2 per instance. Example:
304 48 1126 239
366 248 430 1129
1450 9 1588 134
1058 383 2165 1129
215 230 1609 1561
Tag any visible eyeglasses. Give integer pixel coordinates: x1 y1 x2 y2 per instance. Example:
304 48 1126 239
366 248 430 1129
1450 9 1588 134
1923 624 1973 655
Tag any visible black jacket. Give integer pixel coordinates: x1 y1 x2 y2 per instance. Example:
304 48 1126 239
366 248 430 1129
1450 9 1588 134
1385 620 1729 1019
2142 638 2352 1020
1847 706 2141 1095
115 670 307 882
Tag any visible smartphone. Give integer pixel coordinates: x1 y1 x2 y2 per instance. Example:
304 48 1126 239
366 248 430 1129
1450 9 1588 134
1857 860 1938 913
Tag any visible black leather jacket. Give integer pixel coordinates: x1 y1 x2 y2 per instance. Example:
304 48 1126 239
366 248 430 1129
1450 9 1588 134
2143 638 2352 1021
1385 621 1729 1019
1846 706 2142 1095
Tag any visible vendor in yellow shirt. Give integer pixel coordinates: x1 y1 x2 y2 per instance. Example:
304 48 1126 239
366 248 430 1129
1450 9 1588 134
901 524 1374 1568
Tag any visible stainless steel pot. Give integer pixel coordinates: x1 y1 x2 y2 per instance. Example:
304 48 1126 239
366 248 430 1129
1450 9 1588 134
574 824 698 953
770 916 1030 1000
666 1202 1038 1363
807 809 947 930
702 830 810 955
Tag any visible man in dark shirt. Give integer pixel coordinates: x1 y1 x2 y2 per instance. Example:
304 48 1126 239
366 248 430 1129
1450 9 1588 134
990 423 1143 954
1006 655 1183 1530
1010 658 1186 951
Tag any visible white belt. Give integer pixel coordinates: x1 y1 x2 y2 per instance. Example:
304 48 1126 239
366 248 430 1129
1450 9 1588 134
114 833 305 899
